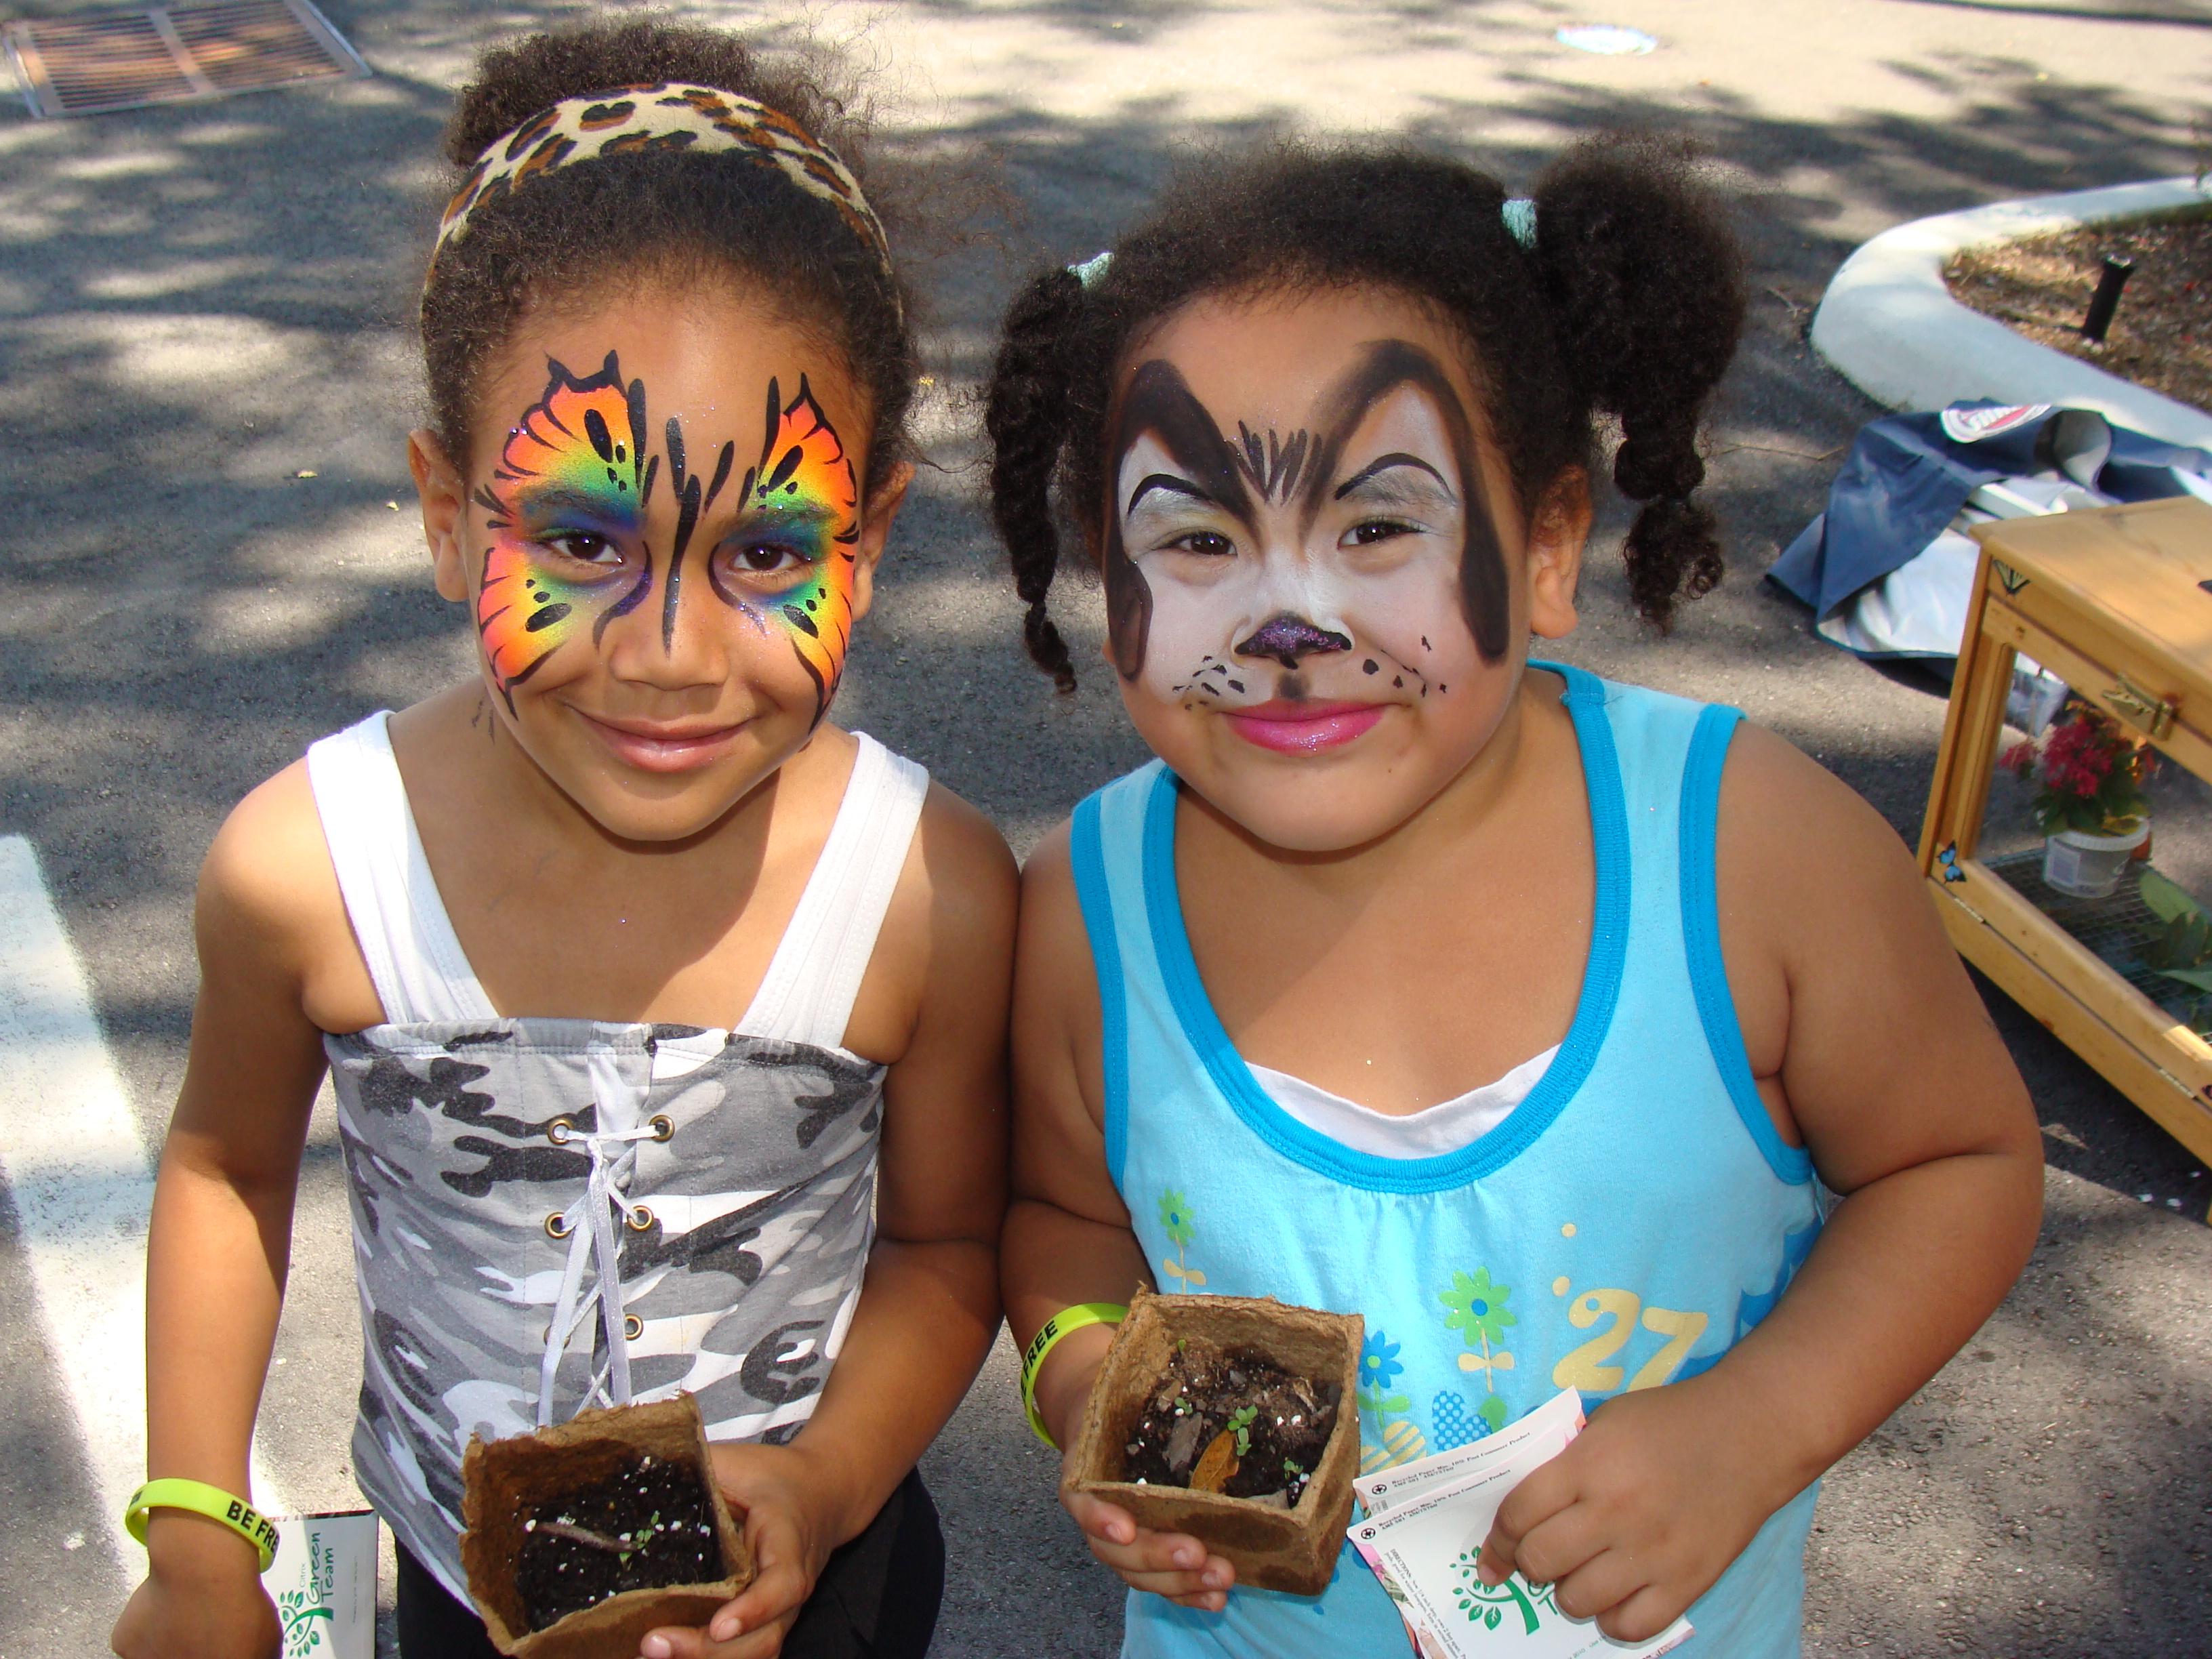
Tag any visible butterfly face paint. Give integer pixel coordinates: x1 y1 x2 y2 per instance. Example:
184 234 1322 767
471 354 861 727
1103 338 1511 742
714 377 863 718
474 353 660 703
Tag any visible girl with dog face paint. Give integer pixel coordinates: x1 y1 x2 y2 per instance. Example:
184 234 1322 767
1102 287 1582 853
991 139 2041 1659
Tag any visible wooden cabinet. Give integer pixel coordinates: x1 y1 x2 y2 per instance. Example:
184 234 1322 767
1918 495 2212 1167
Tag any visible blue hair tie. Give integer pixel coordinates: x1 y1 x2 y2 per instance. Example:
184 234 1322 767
1067 250 1113 288
1502 197 1537 250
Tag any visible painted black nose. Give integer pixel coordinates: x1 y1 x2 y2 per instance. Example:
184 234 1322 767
1235 614 1352 669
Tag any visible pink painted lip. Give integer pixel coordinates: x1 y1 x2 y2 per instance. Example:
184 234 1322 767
1223 699 1386 754
575 709 744 773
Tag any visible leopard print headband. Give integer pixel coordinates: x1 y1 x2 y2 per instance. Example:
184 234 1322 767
430 82 895 289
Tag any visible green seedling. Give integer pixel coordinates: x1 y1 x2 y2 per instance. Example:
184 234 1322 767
1228 1404 1258 1458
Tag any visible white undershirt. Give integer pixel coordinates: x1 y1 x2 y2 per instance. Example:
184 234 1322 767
1247 1046 1559 1160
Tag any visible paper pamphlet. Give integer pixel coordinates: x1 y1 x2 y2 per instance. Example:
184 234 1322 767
262 1510 379 1659
1347 1389 1692 1659
1356 1387 1587 1517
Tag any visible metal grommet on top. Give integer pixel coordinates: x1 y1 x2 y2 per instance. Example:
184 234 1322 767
544 1212 573 1240
544 1116 577 1145
626 1206 655 1233
623 1314 643 1340
649 1115 674 1143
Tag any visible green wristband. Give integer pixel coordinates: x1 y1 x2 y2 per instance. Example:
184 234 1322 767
125 1479 280 1572
1021 1302 1126 1449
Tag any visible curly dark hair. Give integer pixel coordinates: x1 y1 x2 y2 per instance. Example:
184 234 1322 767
422 16 917 493
983 134 1746 690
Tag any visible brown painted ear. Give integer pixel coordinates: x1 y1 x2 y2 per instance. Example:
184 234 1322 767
1103 526 1153 682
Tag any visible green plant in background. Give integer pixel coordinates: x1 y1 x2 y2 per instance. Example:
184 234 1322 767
2138 869 2212 1038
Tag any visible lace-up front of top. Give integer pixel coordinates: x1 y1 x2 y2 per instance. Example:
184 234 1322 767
306 716 927 1602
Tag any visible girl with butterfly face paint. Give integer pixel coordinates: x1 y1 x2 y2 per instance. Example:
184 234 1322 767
117 23 1010 1659
989 142 2042 1659
452 315 876 833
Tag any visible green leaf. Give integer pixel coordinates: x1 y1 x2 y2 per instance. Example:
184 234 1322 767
2156 964 2212 994
2141 905 2212 972
2139 869 2204 926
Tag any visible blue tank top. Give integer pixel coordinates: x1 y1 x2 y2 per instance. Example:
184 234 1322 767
1069 665 1824 1659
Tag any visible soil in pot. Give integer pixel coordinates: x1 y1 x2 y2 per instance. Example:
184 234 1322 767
516 1452 724 1633
1119 1341 1339 1508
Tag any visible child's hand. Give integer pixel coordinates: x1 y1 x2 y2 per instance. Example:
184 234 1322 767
639 1441 843 1659
1475 1380 1782 1643
110 1518 281 1659
1061 1456 1236 1612
1033 1330 1235 1612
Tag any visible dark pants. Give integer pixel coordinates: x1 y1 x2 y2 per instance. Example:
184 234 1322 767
396 1469 943 1658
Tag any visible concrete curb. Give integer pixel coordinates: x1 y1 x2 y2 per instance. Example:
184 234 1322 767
1809 177 2212 446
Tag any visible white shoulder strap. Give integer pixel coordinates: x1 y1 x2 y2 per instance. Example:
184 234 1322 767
737 733 929 1050
304 713 497 1025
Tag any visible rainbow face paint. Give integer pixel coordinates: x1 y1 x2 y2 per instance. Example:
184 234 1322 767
472 353 861 726
714 375 862 720
473 353 657 705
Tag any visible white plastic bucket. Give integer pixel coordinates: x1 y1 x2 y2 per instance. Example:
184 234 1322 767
2041 821 2150 899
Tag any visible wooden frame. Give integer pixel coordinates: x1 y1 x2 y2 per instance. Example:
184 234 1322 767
1917 497 2212 1172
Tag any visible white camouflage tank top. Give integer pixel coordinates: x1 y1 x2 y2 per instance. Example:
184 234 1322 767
306 714 927 1602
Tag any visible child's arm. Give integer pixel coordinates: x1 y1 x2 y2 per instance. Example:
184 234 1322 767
653 789 1017 1659
999 827 1237 1614
110 771 337 1659
1478 724 2045 1641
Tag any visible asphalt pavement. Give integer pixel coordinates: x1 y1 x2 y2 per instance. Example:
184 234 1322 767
1 1 2209 1655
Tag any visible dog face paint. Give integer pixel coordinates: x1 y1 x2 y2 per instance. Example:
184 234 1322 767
1095 288 1563 855
1105 337 1509 721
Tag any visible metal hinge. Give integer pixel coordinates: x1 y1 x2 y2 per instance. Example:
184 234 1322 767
2100 673 2177 741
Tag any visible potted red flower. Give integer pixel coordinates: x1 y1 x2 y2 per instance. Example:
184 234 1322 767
2002 699 2154 898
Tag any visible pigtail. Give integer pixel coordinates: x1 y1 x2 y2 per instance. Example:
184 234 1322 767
984 266 1086 691
1531 135 1744 630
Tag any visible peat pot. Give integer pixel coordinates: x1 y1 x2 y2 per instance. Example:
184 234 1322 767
1068 1290 1363 1597
461 1394 753 1659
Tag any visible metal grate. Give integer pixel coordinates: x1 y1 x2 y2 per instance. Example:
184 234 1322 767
1984 848 2209 1032
4 0 366 119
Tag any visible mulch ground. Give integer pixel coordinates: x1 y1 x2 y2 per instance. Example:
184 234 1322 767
1945 216 2212 415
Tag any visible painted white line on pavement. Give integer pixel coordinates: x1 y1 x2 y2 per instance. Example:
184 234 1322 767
0 835 288 1580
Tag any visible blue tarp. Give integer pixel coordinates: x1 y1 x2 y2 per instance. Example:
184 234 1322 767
1769 402 2212 622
